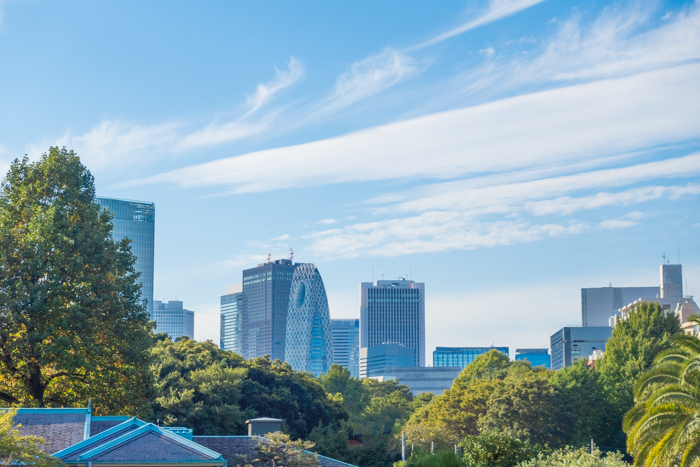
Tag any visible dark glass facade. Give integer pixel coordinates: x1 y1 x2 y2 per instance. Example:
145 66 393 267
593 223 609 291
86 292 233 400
433 347 509 368
550 326 612 370
241 259 299 361
97 197 155 315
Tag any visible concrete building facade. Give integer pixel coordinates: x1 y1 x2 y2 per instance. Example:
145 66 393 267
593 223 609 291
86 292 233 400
97 197 155 316
360 279 425 374
332 319 360 377
581 286 658 327
153 300 194 340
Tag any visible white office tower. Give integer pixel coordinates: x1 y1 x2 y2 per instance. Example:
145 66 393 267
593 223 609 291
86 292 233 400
153 300 195 340
661 264 683 299
331 319 360 378
359 279 425 378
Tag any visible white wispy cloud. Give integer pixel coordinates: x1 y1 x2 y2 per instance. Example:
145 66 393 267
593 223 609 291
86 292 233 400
318 219 338 224
45 58 303 172
120 63 700 193
414 0 546 49
313 48 419 115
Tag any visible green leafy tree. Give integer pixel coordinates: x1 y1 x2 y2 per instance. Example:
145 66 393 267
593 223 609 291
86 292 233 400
242 432 319 467
479 368 572 447
0 147 153 414
318 365 367 416
623 318 700 466
395 449 463 467
151 338 248 435
595 301 682 448
460 431 540 467
0 410 63 467
516 448 628 467
549 361 612 448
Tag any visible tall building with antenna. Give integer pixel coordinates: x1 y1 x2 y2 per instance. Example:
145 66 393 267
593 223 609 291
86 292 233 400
238 253 300 361
359 278 425 378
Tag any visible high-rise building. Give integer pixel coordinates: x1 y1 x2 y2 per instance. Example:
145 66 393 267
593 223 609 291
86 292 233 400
220 283 244 354
153 300 194 340
550 326 612 370
285 264 334 376
371 367 463 396
581 286 659 327
360 279 425 375
97 197 155 316
241 258 299 361
515 349 551 369
360 343 416 379
661 264 683 299
332 319 360 377
433 347 509 368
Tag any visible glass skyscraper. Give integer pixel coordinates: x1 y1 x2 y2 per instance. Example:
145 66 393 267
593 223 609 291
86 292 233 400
285 263 334 376
433 347 509 368
360 279 425 376
220 283 244 354
97 197 155 315
241 259 299 361
331 319 360 377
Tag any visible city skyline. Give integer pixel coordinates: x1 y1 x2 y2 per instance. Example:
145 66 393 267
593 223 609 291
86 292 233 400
1 0 698 354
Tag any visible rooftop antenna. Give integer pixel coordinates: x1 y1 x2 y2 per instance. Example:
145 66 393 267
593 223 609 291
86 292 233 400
662 253 667 264
289 246 294 262
372 269 374 283
267 251 271 264
678 247 680 264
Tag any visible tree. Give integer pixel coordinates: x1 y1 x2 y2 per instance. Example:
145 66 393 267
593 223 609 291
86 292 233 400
623 318 700 466
549 361 612 447
395 449 463 467
0 410 63 467
516 448 628 467
318 365 367 416
461 431 540 467
243 432 319 467
150 339 346 439
0 147 153 414
479 367 572 448
595 301 682 449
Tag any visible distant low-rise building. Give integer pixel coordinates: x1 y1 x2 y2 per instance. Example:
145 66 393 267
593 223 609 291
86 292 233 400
433 347 509 368
515 348 550 369
153 300 194 340
360 343 415 379
550 326 612 370
369 366 463 396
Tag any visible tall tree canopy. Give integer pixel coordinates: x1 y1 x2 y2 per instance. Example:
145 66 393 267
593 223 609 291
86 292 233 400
0 147 153 414
0 410 63 467
595 301 681 448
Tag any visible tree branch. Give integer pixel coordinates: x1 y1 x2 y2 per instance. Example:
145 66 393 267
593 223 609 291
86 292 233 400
0 391 19 404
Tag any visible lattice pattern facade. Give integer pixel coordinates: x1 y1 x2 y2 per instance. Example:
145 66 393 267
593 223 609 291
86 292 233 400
285 263 334 376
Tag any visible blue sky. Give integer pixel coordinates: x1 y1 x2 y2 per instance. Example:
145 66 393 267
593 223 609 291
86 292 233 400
1 0 699 359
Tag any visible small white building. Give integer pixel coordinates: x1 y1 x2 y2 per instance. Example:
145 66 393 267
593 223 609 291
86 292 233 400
153 300 195 340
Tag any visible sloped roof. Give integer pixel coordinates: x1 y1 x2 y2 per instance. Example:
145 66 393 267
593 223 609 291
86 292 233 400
11 408 89 454
54 418 145 460
77 424 225 464
194 436 357 467
90 416 131 437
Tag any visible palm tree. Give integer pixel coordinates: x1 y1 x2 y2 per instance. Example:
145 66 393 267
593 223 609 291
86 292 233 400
624 315 700 466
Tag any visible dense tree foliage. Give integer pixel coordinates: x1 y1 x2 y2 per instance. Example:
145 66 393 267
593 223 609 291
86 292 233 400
238 432 319 467
461 431 540 467
396 449 463 467
0 410 63 467
151 339 346 439
596 301 681 449
0 147 153 414
623 316 700 466
516 448 628 467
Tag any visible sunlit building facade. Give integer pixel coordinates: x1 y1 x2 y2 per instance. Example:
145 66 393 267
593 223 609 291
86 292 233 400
285 263 334 376
433 347 509 368
332 319 360 377
221 283 244 354
153 300 194 340
97 197 155 316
